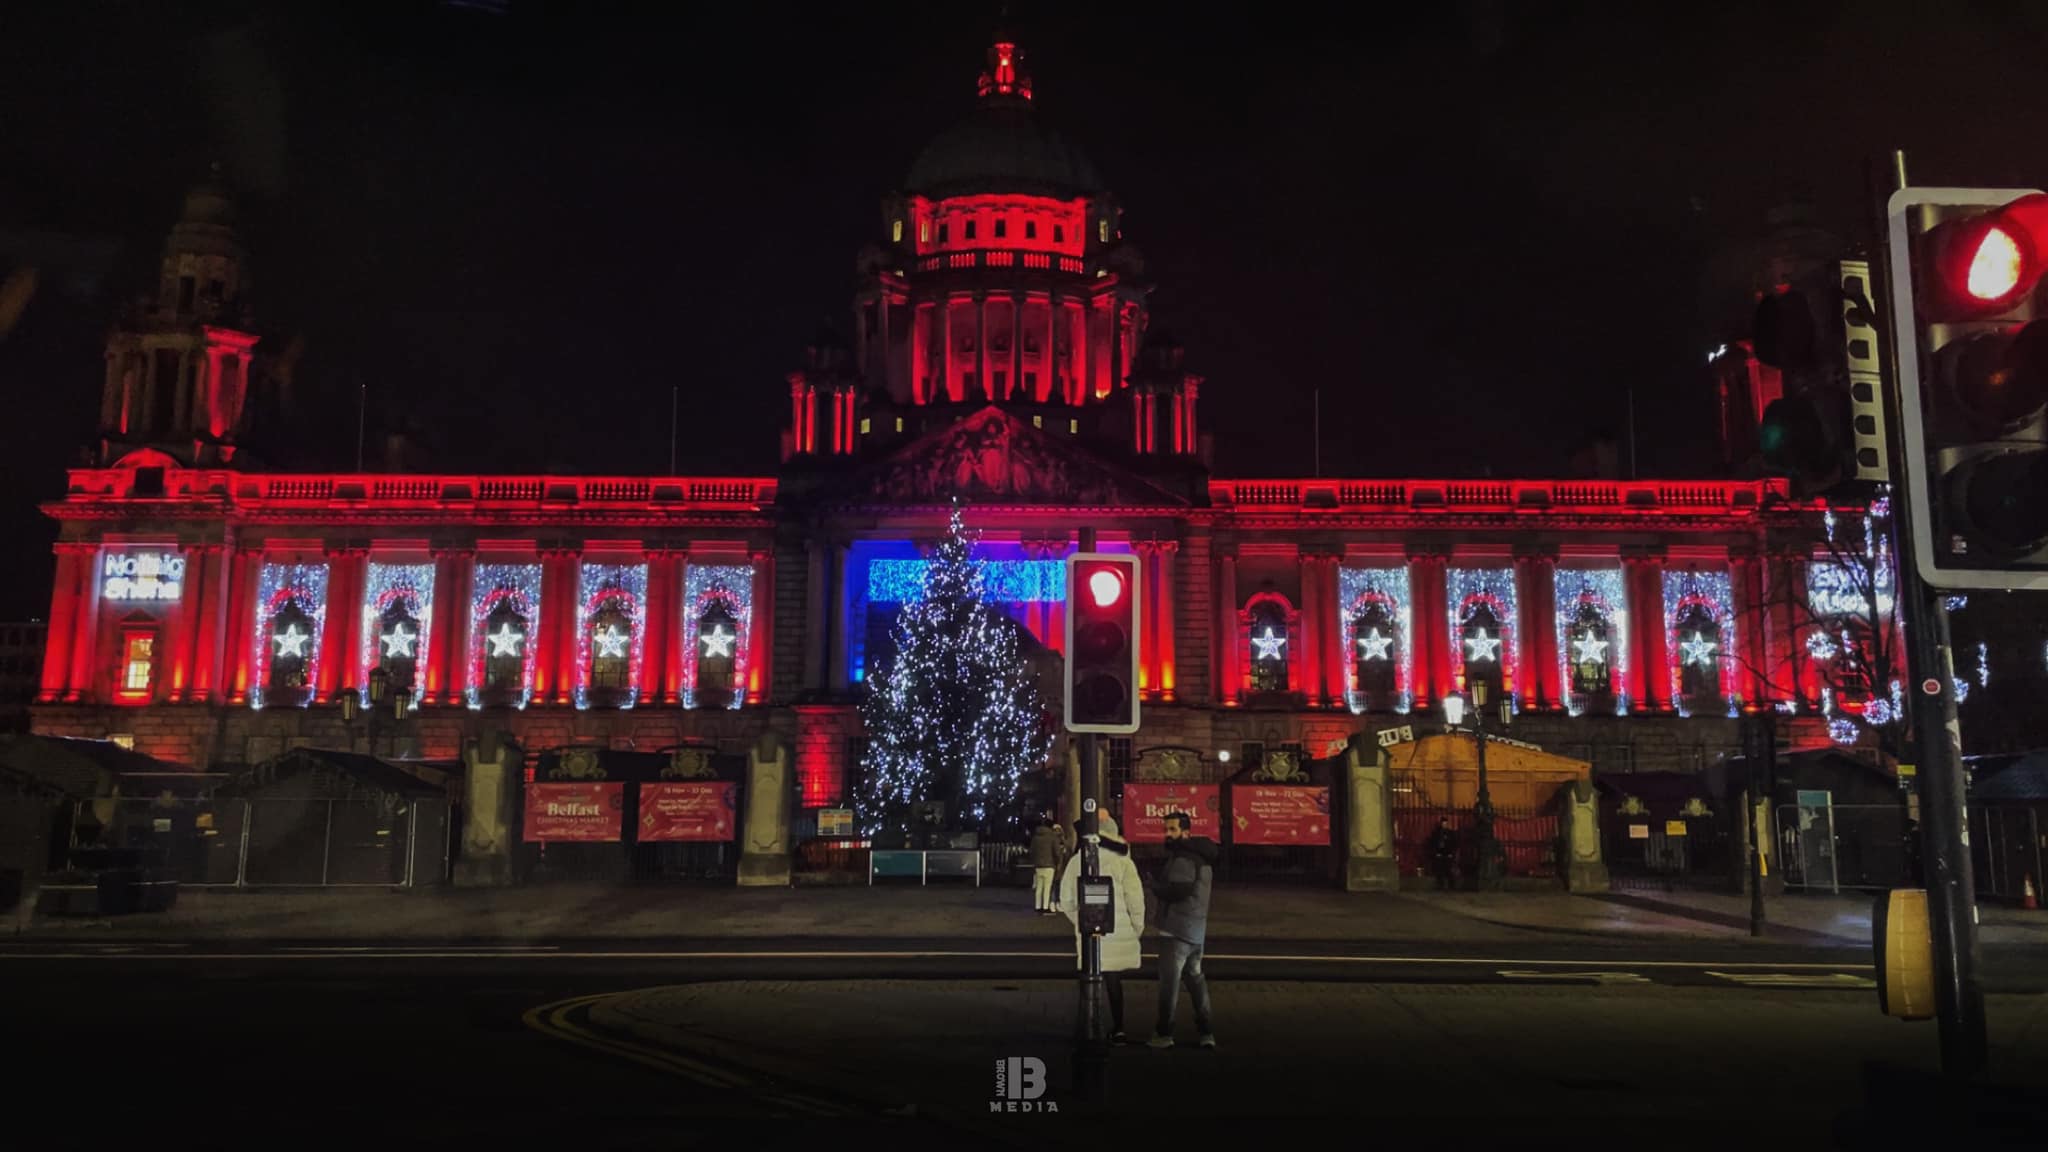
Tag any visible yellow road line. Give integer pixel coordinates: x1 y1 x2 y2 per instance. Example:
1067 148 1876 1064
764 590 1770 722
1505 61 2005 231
521 993 850 1117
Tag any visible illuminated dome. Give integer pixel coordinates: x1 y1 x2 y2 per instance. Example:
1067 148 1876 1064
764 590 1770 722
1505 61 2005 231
903 35 1105 199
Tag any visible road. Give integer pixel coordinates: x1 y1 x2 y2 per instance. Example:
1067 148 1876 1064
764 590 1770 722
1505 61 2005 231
7 938 2045 1145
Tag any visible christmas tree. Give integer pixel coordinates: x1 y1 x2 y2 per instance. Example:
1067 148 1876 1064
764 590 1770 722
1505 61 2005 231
857 505 1053 841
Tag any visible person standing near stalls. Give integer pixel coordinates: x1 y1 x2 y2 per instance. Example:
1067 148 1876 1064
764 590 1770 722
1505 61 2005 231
1151 810 1219 1049
1057 813 1145 1044
1428 816 1458 889
1028 814 1061 915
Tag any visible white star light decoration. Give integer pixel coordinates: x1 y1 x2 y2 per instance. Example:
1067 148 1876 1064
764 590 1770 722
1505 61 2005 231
1680 631 1719 667
593 624 630 659
700 624 737 659
379 623 417 659
1572 631 1608 664
1251 627 1287 661
488 622 525 657
1464 628 1501 662
1355 628 1393 661
272 623 310 659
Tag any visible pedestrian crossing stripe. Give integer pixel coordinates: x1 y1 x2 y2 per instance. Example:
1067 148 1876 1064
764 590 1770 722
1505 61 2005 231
1704 971 1876 988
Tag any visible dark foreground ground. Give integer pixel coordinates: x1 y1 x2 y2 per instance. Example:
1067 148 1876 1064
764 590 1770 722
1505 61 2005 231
8 947 2045 1150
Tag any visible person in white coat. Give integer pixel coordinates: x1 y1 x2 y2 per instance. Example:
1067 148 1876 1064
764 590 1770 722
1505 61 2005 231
1057 812 1147 1044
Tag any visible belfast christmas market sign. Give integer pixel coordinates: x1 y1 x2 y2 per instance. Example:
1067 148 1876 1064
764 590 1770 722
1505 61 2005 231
1121 783 1221 841
1231 785 1332 845
101 552 186 603
523 782 624 842
639 781 737 842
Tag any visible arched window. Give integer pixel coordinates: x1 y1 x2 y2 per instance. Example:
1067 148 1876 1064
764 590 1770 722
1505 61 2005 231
695 601 740 708
266 599 315 700
1460 602 1505 700
1675 605 1724 708
1566 600 1614 700
586 598 633 695
374 600 421 697
1247 601 1289 694
1350 600 1398 706
482 598 529 700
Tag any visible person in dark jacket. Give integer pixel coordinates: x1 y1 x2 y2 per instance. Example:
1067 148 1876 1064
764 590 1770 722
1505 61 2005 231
1150 811 1219 1049
1428 817 1458 889
1028 815 1061 914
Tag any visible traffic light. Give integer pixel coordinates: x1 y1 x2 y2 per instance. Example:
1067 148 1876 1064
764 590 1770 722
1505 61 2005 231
1063 552 1140 734
1888 188 2048 589
1753 259 1891 497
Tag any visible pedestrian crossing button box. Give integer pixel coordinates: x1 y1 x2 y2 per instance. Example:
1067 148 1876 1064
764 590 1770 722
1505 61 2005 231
1078 876 1115 936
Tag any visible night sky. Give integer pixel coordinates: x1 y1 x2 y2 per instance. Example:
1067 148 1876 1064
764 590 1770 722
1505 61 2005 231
6 1 2048 618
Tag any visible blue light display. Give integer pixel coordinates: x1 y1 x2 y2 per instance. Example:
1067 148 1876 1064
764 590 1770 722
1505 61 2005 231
867 559 1066 604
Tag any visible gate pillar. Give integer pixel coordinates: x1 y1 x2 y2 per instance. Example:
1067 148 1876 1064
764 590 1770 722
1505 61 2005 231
455 731 521 888
739 731 792 886
1345 743 1399 892
1561 778 1610 892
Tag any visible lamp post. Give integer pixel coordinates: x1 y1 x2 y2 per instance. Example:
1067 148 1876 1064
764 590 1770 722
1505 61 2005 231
340 666 412 753
1447 680 1508 891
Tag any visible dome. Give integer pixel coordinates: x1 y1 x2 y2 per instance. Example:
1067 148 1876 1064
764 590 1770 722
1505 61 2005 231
903 34 1105 199
905 102 1105 199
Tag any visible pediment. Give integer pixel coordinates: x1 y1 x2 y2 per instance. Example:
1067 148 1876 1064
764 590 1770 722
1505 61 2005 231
841 406 1186 508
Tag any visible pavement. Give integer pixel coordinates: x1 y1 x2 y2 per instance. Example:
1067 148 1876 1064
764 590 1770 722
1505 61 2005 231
14 877 2048 950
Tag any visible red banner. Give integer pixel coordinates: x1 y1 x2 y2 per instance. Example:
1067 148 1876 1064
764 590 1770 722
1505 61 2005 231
1231 785 1331 845
639 781 738 842
1121 783 1222 842
523 782 624 842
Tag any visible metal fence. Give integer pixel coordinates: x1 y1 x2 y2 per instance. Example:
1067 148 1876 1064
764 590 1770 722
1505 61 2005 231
1969 805 2046 904
1775 802 1910 893
78 796 450 888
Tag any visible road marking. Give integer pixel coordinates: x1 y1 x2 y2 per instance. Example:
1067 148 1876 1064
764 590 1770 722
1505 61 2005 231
279 944 561 953
1497 970 1653 984
521 994 850 1117
0 948 1871 970
1704 971 1877 989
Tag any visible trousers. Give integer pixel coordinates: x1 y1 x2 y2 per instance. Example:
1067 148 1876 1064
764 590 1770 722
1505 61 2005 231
1156 935 1213 1036
1032 866 1055 910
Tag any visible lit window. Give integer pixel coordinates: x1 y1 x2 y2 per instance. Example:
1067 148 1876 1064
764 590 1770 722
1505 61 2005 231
920 220 929 243
894 416 904 432
1069 419 1079 434
860 417 871 434
892 219 903 243
1033 415 1043 428
1099 219 1109 243
121 633 154 695
108 734 136 750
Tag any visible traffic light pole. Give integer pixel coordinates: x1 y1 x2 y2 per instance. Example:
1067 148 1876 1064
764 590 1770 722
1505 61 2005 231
1073 526 1106 1104
1873 150 1988 1077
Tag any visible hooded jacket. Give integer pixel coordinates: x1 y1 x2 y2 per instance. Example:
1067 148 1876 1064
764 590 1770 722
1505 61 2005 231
1057 814 1147 972
1156 835 1220 945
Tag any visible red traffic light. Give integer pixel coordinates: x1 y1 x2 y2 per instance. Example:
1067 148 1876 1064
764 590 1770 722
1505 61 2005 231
1921 193 2048 320
1086 567 1125 608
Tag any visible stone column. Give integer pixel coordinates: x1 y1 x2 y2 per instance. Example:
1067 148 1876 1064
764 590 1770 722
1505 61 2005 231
1516 552 1558 712
66 544 106 702
1730 549 1769 708
167 542 210 701
939 295 955 402
1407 552 1446 709
911 300 928 404
748 550 774 705
738 731 793 886
443 549 476 706
1078 298 1093 403
667 551 692 705
1346 743 1398 892
1297 550 1320 706
39 544 86 702
318 547 368 703
1633 554 1670 712
827 542 851 696
188 544 228 703
1156 541 1179 702
1043 292 1059 402
878 292 894 399
802 540 827 694
1009 292 1023 400
641 549 674 708
223 546 262 704
975 293 990 401
100 350 122 431
1217 548 1239 706
1109 300 1126 392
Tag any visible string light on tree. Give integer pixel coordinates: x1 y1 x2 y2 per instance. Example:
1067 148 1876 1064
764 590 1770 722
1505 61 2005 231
856 504 1052 840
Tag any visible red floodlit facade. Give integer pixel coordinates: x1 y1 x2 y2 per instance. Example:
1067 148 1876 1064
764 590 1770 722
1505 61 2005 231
35 34 1852 808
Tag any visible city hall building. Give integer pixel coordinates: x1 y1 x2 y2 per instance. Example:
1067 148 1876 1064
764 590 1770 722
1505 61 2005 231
30 36 1860 844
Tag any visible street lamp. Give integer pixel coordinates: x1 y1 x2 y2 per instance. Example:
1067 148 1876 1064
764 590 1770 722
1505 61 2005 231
340 666 411 750
1447 680 1509 891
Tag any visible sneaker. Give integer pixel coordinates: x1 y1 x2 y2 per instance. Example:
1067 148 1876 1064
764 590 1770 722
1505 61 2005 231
1109 1031 1129 1046
1198 1034 1217 1049
1147 1035 1175 1049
